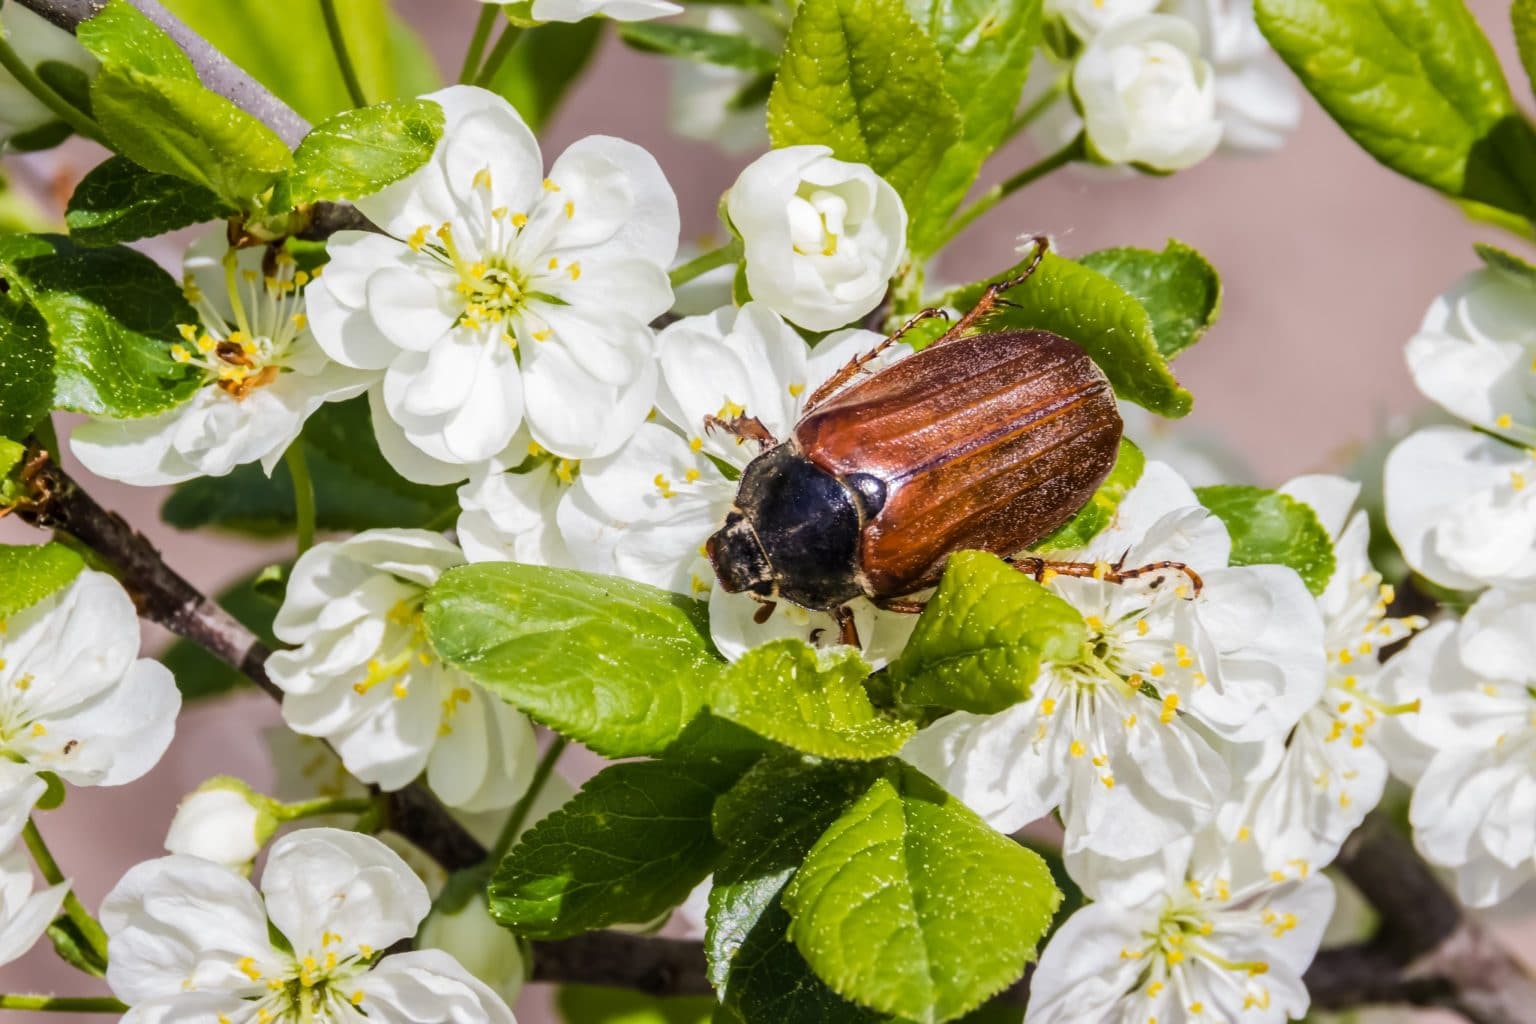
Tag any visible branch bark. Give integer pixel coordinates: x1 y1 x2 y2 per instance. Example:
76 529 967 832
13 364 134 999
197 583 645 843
16 457 487 873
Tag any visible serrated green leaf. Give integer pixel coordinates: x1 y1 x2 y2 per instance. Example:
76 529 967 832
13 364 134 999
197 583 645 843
276 99 445 211
425 563 719 757
489 21 606 134
489 760 729 938
936 251 1192 416
159 0 436 122
887 551 1085 715
66 156 234 246
557 987 715 1024
619 23 778 72
768 0 962 205
1032 439 1144 554
91 66 294 208
162 397 457 536
0 234 198 418
1079 240 1221 360
905 0 1044 253
159 569 281 701
1474 241 1536 284
710 639 914 760
782 764 1059 1023
0 291 53 440
1196 485 1336 595
1256 0 1536 221
77 0 196 80
0 543 85 619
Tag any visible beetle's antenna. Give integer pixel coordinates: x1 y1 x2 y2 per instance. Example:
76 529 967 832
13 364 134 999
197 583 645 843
801 307 948 412
929 235 1052 348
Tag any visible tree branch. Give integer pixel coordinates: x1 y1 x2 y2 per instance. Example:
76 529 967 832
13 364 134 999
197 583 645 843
15 456 487 872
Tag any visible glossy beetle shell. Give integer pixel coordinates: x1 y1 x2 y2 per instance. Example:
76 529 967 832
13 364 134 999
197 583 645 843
794 328 1122 598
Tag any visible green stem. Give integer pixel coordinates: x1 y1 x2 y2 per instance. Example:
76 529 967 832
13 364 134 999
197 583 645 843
284 441 316 556
0 32 104 144
22 821 109 967
459 4 501 84
319 0 369 108
932 133 1084 253
669 243 740 289
1003 74 1069 146
275 794 373 822
0 995 128 1013
490 737 568 863
474 25 525 88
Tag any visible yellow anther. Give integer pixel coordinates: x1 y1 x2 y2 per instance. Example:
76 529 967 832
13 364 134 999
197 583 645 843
1191 671 1207 687
788 382 806 397
1069 739 1086 758
1092 754 1108 767
689 436 704 452
654 473 676 499
543 178 560 191
568 262 582 280
1101 774 1115 788
178 323 198 342
717 399 746 419
1040 568 1058 584
532 329 552 342
1514 471 1529 492
555 459 578 484
1174 642 1192 667
548 257 559 270
684 468 701 483
29 722 45 737
1498 413 1515 429
1189 1003 1204 1014
473 168 493 191
564 200 575 219
239 957 263 981
292 313 309 331
1159 692 1179 724
408 225 430 251
392 681 409 700
512 212 529 228
1237 826 1251 841
1123 713 1137 727
1091 560 1110 580
171 344 191 363
1136 619 1149 636
1084 615 1104 631
1149 662 1166 678
1040 698 1057 716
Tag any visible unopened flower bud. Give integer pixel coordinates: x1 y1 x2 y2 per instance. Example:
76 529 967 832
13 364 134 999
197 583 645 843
164 777 278 869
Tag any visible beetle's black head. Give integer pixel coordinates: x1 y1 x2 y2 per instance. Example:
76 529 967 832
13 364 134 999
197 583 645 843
706 512 776 597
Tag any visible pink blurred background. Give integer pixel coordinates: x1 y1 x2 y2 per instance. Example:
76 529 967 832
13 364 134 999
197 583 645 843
0 0 1527 1018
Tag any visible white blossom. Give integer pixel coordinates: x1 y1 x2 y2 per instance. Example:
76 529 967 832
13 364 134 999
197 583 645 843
1376 589 1536 907
102 827 517 1023
418 895 525 1005
508 302 916 663
266 529 538 811
1027 833 1334 1024
1218 475 1425 878
904 462 1326 859
1045 0 1159 45
0 4 96 147
164 777 278 871
0 764 68 969
0 569 179 793
474 0 680 23
1074 15 1223 172
1170 0 1301 153
72 234 369 486
309 85 679 483
726 146 906 332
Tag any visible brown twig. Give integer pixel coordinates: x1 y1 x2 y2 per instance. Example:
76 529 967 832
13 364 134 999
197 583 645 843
14 457 487 872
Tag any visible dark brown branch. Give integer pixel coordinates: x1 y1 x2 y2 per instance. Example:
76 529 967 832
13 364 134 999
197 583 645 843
531 933 713 996
16 458 487 873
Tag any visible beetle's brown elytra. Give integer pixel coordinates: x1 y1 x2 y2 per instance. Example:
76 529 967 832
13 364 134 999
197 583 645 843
704 236 1192 647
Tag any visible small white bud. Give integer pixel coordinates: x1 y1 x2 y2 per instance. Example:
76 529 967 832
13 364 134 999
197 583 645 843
164 777 277 870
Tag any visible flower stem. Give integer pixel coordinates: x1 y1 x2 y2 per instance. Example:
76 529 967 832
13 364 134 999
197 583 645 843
668 243 740 289
490 737 568 864
275 794 375 822
0 995 128 1013
0 31 105 145
931 132 1085 253
1003 74 1069 147
474 25 525 89
319 0 369 108
284 441 316 557
22 820 110 968
459 5 501 84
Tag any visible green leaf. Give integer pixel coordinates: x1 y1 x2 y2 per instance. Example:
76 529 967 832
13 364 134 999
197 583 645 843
1031 439 1144 554
489 759 729 938
1474 240 1536 284
66 156 234 246
424 563 719 757
708 757 888 1023
90 66 294 208
936 251 1192 416
158 0 438 122
886 551 1085 715
619 23 778 72
768 0 963 205
1516 0 1536 102
162 397 457 536
1079 240 1221 360
904 0 1044 252
710 639 914 760
0 291 53 440
1256 0 1536 221
489 21 606 134
0 234 198 418
782 764 1060 1022
0 543 85 619
77 0 197 80
1196 485 1337 595
276 99 445 210
159 570 281 701
557 987 715 1024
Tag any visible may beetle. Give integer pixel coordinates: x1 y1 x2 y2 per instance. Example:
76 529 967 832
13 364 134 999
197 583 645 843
705 237 1191 645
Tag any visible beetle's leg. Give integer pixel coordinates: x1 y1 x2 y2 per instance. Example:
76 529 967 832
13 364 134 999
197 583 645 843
876 597 928 614
1009 555 1204 598
801 307 950 412
832 604 862 648
929 234 1051 349
704 414 778 449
